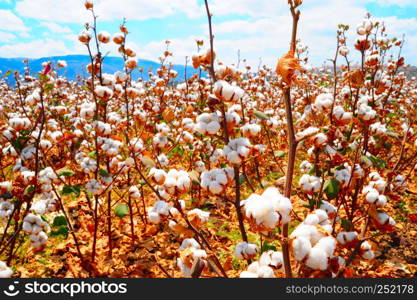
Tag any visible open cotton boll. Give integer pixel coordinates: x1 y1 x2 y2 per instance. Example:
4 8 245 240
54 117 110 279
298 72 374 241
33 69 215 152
241 191 285 230
337 232 358 247
358 104 376 121
30 231 48 249
292 237 312 261
295 127 319 141
0 261 13 278
0 200 14 219
392 175 407 191
179 238 200 251
241 123 262 137
149 168 167 185
375 212 396 227
320 201 337 219
195 113 221 135
314 93 333 111
240 271 258 278
147 200 171 224
306 248 329 271
304 214 320 225
313 209 329 224
223 138 252 166
98 31 110 43
360 241 375 260
368 172 381 181
94 86 113 100
290 224 323 246
335 168 351 186
314 237 336 257
300 160 313 173
188 208 210 225
312 133 328 147
262 187 292 224
259 251 284 272
299 174 322 194
129 186 141 199
338 46 349 56
86 179 105 195
363 186 379 203
369 179 387 193
234 241 258 260
244 262 275 278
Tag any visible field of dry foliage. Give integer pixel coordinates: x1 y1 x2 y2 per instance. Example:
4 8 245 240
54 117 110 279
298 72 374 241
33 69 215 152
0 0 416 278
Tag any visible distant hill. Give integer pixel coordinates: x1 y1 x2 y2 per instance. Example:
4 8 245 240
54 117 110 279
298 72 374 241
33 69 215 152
0 55 201 82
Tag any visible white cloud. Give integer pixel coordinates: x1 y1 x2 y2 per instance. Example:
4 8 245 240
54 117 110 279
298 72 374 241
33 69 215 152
0 38 71 58
0 31 15 43
15 0 201 23
40 22 73 34
0 10 29 32
138 0 417 67
369 0 417 7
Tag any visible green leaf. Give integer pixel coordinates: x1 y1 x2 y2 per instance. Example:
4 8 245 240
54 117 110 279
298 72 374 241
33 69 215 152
254 110 269 120
275 150 286 158
238 175 245 185
11 139 24 151
88 151 96 159
115 203 129 218
52 216 67 227
341 218 352 231
61 185 81 196
261 242 277 252
99 169 110 178
50 226 69 238
58 169 75 177
368 155 387 170
44 83 54 93
24 185 35 195
141 156 156 168
360 155 373 167
324 179 340 199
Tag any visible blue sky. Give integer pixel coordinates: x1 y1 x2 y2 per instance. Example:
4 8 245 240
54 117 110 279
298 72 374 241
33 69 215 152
0 0 416 67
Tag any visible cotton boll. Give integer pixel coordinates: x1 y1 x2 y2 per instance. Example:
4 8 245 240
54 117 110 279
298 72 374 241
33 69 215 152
259 251 284 272
188 208 210 226
320 201 337 219
364 186 379 204
337 231 358 247
375 195 387 207
0 261 13 278
255 265 274 278
304 214 320 225
313 209 329 224
339 46 349 56
240 261 274 278
227 151 242 165
306 248 329 271
98 31 110 43
360 241 374 260
239 271 258 278
234 242 258 260
315 93 333 111
179 238 200 251
290 224 323 245
299 174 322 194
292 237 312 261
314 237 336 257
300 160 313 173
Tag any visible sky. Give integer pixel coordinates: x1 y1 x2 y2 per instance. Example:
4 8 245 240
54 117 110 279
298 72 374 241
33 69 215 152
0 0 416 68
